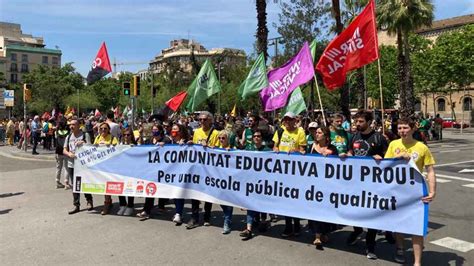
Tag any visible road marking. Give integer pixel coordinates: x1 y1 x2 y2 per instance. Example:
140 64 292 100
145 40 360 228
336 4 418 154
435 160 474 167
436 174 474 182
430 237 474 252
436 178 452 183
459 169 474 173
462 183 474 188
438 149 461 153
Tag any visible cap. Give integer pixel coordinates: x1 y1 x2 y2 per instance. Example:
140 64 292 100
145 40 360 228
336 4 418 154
283 112 296 119
308 122 319 129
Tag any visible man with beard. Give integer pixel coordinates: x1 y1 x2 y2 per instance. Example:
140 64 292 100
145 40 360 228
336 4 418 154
346 110 394 260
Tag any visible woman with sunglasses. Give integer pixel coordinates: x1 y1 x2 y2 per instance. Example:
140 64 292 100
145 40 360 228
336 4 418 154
308 126 338 249
240 130 271 240
93 122 118 215
137 124 171 219
116 128 136 216
169 124 189 225
215 130 235 234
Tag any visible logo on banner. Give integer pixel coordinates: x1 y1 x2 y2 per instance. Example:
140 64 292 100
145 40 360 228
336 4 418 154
146 183 157 196
123 180 134 194
106 182 124 194
81 183 105 193
136 181 145 195
75 176 82 192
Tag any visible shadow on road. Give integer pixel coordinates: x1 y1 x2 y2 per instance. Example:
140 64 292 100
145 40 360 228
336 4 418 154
0 209 12 215
0 192 24 198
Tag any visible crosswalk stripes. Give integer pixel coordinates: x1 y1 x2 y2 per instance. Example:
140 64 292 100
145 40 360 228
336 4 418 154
462 183 474 188
430 237 474 253
436 178 452 183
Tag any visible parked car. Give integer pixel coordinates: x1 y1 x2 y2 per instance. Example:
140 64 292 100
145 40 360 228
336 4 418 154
442 118 469 128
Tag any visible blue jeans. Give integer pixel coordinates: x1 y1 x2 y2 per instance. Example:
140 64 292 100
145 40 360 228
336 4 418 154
220 205 233 226
174 198 184 215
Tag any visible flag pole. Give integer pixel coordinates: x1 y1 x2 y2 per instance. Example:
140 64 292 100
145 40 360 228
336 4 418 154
313 76 327 126
376 58 385 135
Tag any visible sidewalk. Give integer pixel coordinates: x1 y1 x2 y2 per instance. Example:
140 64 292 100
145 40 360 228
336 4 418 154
0 143 55 161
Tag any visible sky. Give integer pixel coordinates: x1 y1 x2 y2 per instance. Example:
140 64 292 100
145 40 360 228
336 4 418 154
1 0 472 76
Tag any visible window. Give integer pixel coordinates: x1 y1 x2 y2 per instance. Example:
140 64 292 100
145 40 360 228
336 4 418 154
11 53 17 61
437 98 446 112
21 54 28 62
463 97 472 111
21 64 29 73
52 57 59 65
10 63 18 72
10 73 17 83
42 56 48 64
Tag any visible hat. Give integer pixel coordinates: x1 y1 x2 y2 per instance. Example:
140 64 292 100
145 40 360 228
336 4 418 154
308 122 319 129
283 112 296 119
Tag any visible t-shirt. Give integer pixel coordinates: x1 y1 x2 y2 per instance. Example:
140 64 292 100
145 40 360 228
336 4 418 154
309 143 338 156
193 128 220 147
64 132 91 168
246 144 271 152
242 128 254 150
384 139 435 172
94 134 119 146
330 129 349 154
108 121 121 138
349 131 387 157
272 127 307 152
306 134 315 153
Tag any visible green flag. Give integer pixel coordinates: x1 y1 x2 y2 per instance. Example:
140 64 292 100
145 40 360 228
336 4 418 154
310 39 317 62
238 53 268 101
282 87 306 115
186 59 221 112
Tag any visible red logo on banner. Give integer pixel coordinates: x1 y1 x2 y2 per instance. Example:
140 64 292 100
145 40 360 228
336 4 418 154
106 182 124 194
316 0 378 89
146 183 157 196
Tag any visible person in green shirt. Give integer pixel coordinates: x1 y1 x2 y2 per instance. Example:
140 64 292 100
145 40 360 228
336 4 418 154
329 113 350 156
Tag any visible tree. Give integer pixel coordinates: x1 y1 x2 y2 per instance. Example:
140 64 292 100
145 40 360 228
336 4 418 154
256 0 270 61
377 0 434 119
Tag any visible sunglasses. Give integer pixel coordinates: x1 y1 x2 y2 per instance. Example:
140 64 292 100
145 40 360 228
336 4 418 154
253 135 262 138
99 127 108 130
123 133 131 136
218 137 227 140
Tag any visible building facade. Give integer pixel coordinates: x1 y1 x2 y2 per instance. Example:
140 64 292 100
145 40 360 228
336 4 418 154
0 22 62 84
377 14 473 124
149 39 246 75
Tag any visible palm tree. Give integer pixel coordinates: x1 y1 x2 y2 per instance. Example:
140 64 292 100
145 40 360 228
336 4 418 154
377 0 434 119
256 0 270 62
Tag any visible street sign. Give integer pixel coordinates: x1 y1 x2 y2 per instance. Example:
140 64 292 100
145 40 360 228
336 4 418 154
4 89 14 107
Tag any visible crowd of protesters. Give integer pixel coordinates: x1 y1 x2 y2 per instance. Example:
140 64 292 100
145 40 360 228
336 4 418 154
0 109 437 266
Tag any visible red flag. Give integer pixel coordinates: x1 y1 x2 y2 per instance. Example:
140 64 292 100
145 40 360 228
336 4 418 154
95 109 101 118
87 42 112 85
165 91 188 112
316 0 378 90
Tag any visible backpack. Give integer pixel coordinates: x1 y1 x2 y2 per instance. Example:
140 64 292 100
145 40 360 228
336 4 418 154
42 122 49 133
66 133 87 152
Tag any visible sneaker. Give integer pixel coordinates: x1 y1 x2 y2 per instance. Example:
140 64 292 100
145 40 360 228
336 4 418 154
203 221 211 226
394 248 406 264
117 206 126 216
239 229 253 240
65 185 72 190
68 206 80 215
136 211 150 219
222 223 231 234
172 214 183 225
186 219 199 230
123 207 134 216
346 231 363 246
86 201 94 211
56 182 65 189
366 248 378 260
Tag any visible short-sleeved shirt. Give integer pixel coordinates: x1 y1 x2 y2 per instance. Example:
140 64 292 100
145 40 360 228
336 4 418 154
330 129 349 154
384 139 435 172
193 128 220 147
272 127 307 152
94 134 119 146
64 132 91 168
349 131 387 157
108 121 121 138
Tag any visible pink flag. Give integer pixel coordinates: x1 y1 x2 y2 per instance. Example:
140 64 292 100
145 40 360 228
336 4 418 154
95 109 101 117
259 42 315 111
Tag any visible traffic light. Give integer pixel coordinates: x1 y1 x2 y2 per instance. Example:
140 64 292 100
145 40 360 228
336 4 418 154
23 83 32 102
123 81 131 96
133 75 140 96
152 85 158 98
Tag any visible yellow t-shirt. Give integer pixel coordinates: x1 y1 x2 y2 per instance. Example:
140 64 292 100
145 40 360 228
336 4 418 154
385 139 435 171
94 134 119 146
193 128 220 147
272 127 307 152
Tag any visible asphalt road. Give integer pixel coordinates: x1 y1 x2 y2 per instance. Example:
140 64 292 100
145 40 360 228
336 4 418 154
1 132 473 265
